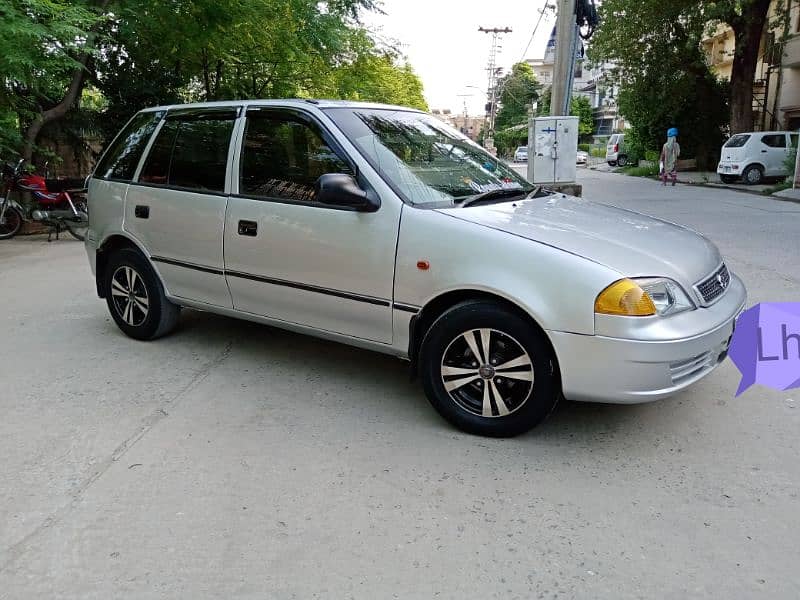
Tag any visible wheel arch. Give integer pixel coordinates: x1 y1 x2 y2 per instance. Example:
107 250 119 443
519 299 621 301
743 162 765 176
95 233 156 298
408 288 560 381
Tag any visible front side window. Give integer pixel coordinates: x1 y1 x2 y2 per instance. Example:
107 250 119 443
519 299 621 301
725 134 750 148
139 111 236 192
761 134 786 148
239 112 352 203
324 108 533 205
94 111 164 181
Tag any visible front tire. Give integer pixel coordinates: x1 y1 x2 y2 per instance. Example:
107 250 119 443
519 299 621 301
104 248 180 340
0 206 23 240
419 301 559 437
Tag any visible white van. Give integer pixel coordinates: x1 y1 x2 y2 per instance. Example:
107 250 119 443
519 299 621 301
605 133 627 167
717 131 798 184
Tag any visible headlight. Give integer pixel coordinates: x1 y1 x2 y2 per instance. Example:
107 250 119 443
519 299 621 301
635 277 695 316
595 278 695 317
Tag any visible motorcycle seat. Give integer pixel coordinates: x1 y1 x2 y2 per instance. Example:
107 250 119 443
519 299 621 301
45 178 86 192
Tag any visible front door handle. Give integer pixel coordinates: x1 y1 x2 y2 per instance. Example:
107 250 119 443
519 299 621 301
238 220 257 236
134 205 149 219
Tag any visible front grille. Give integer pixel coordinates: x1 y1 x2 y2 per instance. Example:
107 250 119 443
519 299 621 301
696 263 730 304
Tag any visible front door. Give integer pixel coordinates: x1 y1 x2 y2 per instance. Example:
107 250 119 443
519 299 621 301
124 107 238 308
758 133 788 176
223 107 400 343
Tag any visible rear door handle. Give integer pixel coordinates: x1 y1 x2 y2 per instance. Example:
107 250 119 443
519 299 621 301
134 205 149 219
238 220 257 236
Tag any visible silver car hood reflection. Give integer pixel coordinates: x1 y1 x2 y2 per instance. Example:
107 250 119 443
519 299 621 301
437 194 721 285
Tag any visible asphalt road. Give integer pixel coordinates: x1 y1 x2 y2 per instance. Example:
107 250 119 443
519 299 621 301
1 170 799 599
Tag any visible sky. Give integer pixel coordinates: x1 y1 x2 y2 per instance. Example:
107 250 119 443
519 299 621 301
363 0 557 116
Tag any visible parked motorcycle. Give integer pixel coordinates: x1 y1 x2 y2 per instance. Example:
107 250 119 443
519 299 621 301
0 159 89 241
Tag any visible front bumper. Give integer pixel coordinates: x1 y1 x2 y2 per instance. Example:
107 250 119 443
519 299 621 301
549 274 747 404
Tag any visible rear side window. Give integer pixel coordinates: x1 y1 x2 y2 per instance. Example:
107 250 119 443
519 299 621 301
725 134 751 148
139 111 236 192
761 134 786 148
94 111 163 181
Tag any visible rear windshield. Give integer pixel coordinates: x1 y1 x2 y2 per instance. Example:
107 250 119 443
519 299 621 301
608 135 619 144
725 134 750 148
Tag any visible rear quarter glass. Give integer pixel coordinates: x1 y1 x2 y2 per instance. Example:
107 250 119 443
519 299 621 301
94 111 164 181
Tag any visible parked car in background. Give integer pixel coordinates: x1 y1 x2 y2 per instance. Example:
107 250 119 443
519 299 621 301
513 146 528 162
606 133 627 167
85 100 746 437
716 131 798 185
576 150 588 165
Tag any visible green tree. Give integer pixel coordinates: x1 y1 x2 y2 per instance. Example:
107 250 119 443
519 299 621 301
590 0 729 166
494 62 540 131
2 0 427 161
570 95 594 139
591 0 775 135
0 0 106 160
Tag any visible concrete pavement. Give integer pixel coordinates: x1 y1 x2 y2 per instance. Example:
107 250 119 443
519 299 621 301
1 173 799 599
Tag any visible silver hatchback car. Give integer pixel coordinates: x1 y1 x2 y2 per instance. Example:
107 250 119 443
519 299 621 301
86 100 746 437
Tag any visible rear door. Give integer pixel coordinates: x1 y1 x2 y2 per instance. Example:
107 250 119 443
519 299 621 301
124 107 239 307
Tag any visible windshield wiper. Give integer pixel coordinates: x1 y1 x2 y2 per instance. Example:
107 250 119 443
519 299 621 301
457 186 541 208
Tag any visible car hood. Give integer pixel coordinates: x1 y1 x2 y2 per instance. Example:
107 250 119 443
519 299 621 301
437 194 721 286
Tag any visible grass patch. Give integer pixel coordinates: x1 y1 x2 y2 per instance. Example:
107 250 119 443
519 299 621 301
762 179 792 195
621 164 659 177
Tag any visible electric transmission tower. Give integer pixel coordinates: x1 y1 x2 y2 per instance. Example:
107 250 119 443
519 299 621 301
478 26 512 151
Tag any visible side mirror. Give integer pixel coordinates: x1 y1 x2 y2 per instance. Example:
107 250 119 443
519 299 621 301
315 173 380 212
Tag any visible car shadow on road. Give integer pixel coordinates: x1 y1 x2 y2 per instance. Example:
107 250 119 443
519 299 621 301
150 308 701 447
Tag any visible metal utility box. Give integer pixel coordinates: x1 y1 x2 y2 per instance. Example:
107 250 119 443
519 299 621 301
526 116 579 184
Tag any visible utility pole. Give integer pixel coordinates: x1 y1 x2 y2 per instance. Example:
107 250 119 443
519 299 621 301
479 26 512 153
550 0 578 117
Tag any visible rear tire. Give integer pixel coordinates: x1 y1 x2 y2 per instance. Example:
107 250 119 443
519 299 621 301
104 248 180 340
0 206 23 240
419 301 559 437
742 165 764 185
616 155 628 167
608 161 617 167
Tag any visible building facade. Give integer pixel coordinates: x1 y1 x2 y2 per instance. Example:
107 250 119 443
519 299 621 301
526 26 625 138
430 109 484 141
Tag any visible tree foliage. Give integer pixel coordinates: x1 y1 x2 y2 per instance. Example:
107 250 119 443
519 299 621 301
494 62 540 132
570 95 595 139
0 0 427 163
590 0 775 139
589 0 730 167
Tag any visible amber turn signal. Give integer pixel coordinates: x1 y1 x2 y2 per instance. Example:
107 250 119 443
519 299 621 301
595 279 657 316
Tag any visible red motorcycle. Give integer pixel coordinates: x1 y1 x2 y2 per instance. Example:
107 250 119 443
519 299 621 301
0 159 89 241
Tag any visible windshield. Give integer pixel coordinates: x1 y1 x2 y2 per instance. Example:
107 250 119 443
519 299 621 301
516 146 527 153
725 134 750 148
324 108 533 205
